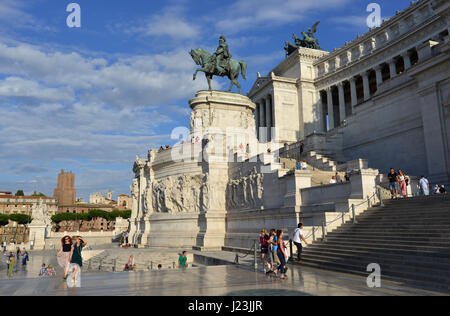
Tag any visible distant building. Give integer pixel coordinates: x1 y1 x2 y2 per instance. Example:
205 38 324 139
57 204 115 214
117 194 132 209
0 193 58 244
0 194 57 216
89 190 115 205
53 170 76 206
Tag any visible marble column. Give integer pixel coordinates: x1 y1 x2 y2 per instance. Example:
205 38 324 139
338 82 346 122
255 103 260 139
350 77 358 108
375 65 383 88
326 87 335 130
403 52 412 70
362 71 370 101
389 59 397 78
259 99 266 142
318 91 326 133
265 95 272 142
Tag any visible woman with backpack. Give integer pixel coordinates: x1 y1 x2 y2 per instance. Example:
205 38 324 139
259 229 270 272
274 230 288 280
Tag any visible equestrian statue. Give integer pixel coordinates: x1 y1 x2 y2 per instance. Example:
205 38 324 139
190 35 247 94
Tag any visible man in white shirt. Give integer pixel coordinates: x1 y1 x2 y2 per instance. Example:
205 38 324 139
330 176 337 184
293 223 309 264
419 176 430 196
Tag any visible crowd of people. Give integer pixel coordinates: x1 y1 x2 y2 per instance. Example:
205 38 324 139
259 224 308 280
122 251 188 272
388 168 410 199
3 248 29 277
158 145 172 152
388 169 446 198
433 184 447 195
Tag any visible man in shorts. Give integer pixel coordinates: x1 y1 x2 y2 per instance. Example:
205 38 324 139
388 168 399 199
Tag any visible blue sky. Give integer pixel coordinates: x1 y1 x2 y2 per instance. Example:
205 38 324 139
0 0 413 200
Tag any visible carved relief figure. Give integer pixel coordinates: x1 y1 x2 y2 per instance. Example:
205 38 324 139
226 172 265 210
151 175 205 214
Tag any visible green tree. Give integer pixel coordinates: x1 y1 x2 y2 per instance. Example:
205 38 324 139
0 214 9 226
9 214 32 225
32 191 46 197
15 190 25 196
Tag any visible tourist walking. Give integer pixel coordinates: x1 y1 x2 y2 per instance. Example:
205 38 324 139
398 170 408 198
267 229 280 274
22 251 29 266
440 185 447 194
259 229 270 272
292 223 309 264
68 236 86 288
274 230 288 280
124 255 136 271
125 231 129 245
419 176 430 196
301 161 308 171
2 241 6 253
57 236 73 279
434 184 441 194
178 251 188 268
8 254 15 277
388 168 399 199
16 247 21 261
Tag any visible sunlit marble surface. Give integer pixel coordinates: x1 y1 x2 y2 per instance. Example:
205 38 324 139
0 262 444 296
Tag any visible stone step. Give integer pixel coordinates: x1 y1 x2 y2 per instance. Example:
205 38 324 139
336 223 450 229
306 243 450 258
348 217 450 223
298 255 450 283
323 236 450 247
325 232 450 240
302 246 450 265
361 206 450 213
354 215 450 222
295 259 450 292
300 252 450 276
354 208 450 214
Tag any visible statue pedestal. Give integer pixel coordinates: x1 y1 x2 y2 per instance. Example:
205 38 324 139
189 91 257 155
28 223 48 250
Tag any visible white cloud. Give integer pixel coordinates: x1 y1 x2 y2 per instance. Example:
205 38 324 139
0 38 209 199
0 77 73 102
0 42 206 108
214 0 351 34
329 15 369 29
124 6 200 40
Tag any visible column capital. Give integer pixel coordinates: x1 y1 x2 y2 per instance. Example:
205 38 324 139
349 76 357 83
337 82 344 88
375 64 383 71
361 71 369 78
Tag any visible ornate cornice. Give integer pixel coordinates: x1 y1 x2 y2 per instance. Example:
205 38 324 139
315 0 433 66
315 16 446 89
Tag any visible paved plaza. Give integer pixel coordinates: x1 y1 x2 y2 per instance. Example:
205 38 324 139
0 250 446 296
